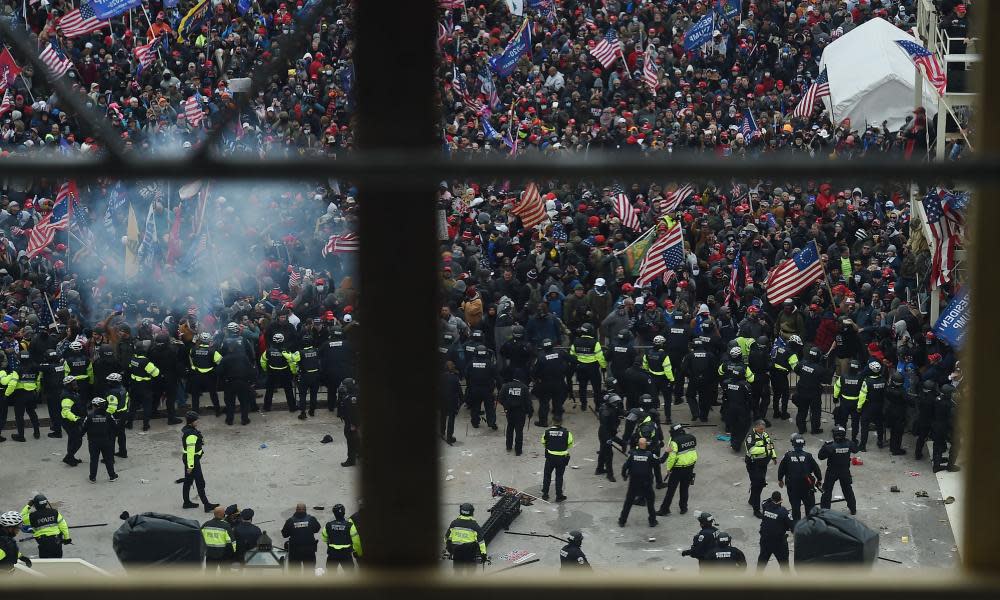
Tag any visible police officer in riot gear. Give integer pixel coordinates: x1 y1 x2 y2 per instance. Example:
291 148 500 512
681 338 717 422
63 340 93 406
20 495 71 558
619 437 658 527
59 377 85 466
336 378 361 467
932 384 960 473
664 315 691 407
440 362 463 445
261 333 299 412
657 424 698 516
745 420 777 518
531 338 571 426
748 336 772 425
642 335 675 421
833 359 864 442
777 433 823 522
181 411 219 511
793 347 829 434
128 339 160 431
570 323 606 412
498 375 532 455
621 355 655 411
819 425 859 514
596 394 623 481
465 345 499 430
500 325 532 382
323 326 355 411
218 337 255 426
81 397 118 483
720 346 755 452
541 416 573 501
105 373 129 458
757 491 792 571
7 349 41 440
40 349 66 438
681 512 719 564
771 335 801 420
607 329 636 382
559 530 590 570
189 332 222 416
322 504 356 572
702 532 747 570
296 334 323 418
858 361 887 452
884 373 909 455
914 380 938 460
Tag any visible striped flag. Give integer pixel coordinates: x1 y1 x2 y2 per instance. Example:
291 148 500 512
637 217 684 287
39 41 72 79
658 183 694 215
479 68 500 110
322 232 359 257
792 68 830 118
438 0 465 7
184 93 205 126
27 181 75 258
723 245 741 305
133 38 161 75
590 28 622 68
510 182 547 229
895 39 947 96
764 240 824 305
740 109 759 139
923 189 963 286
583 8 596 29
613 183 640 230
57 1 109 38
641 43 658 95
0 88 12 118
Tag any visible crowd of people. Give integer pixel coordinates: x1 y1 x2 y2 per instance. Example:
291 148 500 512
0 0 973 572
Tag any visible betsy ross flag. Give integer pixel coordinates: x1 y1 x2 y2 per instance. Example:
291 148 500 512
613 183 640 230
184 93 205 125
764 240 824 305
923 189 964 286
511 182 547 229
637 216 684 287
792 68 830 118
57 1 109 38
659 183 694 215
641 43 658 95
39 41 72 79
590 28 622 68
895 39 947 95
27 181 76 258
322 232 359 257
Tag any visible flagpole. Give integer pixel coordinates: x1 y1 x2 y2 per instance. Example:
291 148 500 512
18 74 35 102
68 229 110 267
613 223 656 257
814 240 838 307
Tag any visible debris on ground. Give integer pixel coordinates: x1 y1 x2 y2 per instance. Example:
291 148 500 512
851 457 864 466
320 435 333 444
445 475 455 481
890 485 900 492
259 443 268 449
716 434 731 442
943 496 955 505
915 490 929 498
907 471 921 477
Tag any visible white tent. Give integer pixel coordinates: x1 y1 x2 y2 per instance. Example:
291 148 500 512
820 17 938 131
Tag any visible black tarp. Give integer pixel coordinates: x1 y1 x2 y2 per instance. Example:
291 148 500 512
793 507 879 566
113 512 204 566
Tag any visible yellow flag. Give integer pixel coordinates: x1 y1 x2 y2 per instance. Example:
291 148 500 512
125 203 139 279
177 0 209 44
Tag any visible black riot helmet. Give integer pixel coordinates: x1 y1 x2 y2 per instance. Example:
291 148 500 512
697 512 715 527
567 530 583 546
332 504 346 519
639 394 654 409
471 329 484 340
459 503 474 517
475 345 487 355
756 336 769 347
616 329 630 341
512 325 525 339
579 323 595 335
833 425 847 441
716 532 732 547
790 433 805 447
848 359 860 372
541 338 554 349
807 346 820 359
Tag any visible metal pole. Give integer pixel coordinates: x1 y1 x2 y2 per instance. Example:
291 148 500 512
355 0 439 568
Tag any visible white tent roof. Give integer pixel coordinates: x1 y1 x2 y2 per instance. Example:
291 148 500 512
820 17 938 131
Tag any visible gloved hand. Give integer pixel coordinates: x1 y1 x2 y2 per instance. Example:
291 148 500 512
19 556 32 568
63 538 72 545
680 549 690 557
480 554 488 564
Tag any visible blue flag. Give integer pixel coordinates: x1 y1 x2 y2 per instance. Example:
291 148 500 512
716 0 741 20
237 0 252 16
934 288 969 349
481 116 501 140
683 12 714 51
489 18 531 79
740 109 758 139
91 0 142 19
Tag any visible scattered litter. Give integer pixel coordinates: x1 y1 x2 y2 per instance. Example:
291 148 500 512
535 472 542 475
834 496 844 501
732 482 742 486
139 479 150 484
643 549 664 552
598 486 604 489
951 546 959 553
445 475 455 481
943 496 955 505
464 471 471 475
915 490 929 498
647 537 656 543
890 485 900 493
716 434 731 442
259 443 268 449
533 510 543 513
851 457 864 466
907 471 921 477
313 506 325 511
320 435 333 444
733 515 745 519
663 566 676 571
51 452 60 456
901 536 909 543
460 450 474 457
271 454 280 458
583 458 596 462
570 465 580 470
448 469 454 473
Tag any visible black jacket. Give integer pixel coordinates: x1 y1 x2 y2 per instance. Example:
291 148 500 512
282 513 321 550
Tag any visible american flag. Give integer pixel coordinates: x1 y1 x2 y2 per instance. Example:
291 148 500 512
438 20 451 50
57 1 109 39
453 70 484 114
511 182 547 229
27 181 76 258
184 93 205 126
584 8 596 29
641 43 658 95
0 88 12 118
613 183 640 230
764 240 824 305
792 68 830 118
637 217 684 286
438 0 464 7
480 69 500 111
289 268 302 288
134 38 161 75
322 232 359 257
590 28 622 69
658 183 694 215
39 41 72 79
895 39 947 96
740 109 758 139
723 245 741 305
923 189 965 286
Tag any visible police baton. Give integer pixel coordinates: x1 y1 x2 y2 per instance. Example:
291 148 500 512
503 531 569 544
487 558 540 574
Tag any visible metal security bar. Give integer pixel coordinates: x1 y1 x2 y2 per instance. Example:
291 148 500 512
4 0 999 596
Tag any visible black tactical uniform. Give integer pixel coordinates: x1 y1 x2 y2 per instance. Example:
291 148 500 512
833 364 864 441
664 320 691 406
337 379 361 467
40 350 66 437
440 368 463 444
499 378 532 455
81 402 118 482
281 509 321 571
931 385 959 472
681 340 717 422
819 427 859 514
757 495 792 570
464 347 499 429
91 345 121 398
9 351 41 439
59 384 86 465
106 382 129 457
128 344 160 431
596 395 623 481
296 339 322 417
621 356 655 410
777 438 823 521
322 506 356 572
541 422 573 501
702 533 747 570
770 339 801 419
499 330 532 382
618 446 657 527
149 335 183 422
884 374 910 455
559 531 590 570
720 355 755 451
748 338 772 422
323 330 355 411
681 516 719 564
531 341 571 425
913 381 937 460
857 367 887 451
793 349 829 434
642 340 673 419
189 339 222 415
570 326 605 411
607 331 636 382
